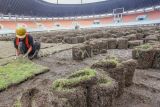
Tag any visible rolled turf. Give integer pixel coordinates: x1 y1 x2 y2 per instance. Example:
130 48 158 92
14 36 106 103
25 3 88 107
0 58 49 91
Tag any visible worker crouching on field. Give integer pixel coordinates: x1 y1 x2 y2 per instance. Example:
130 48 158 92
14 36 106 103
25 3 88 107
14 27 41 59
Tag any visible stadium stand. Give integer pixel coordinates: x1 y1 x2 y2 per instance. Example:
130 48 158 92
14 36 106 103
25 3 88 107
0 21 16 30
0 0 160 34
148 10 160 20
1 9 160 32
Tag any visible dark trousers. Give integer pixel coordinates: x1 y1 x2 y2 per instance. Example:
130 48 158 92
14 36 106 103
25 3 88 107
18 41 41 59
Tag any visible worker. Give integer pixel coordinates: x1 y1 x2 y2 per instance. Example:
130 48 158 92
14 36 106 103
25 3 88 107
14 27 41 59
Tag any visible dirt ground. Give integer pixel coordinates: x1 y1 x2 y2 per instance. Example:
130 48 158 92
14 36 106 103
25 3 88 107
0 42 160 107
0 41 79 65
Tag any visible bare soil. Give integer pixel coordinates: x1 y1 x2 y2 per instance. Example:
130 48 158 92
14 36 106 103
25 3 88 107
0 48 159 107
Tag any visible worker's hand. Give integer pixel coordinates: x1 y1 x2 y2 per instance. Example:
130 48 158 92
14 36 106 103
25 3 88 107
23 53 29 58
14 56 17 59
15 54 23 59
23 48 32 58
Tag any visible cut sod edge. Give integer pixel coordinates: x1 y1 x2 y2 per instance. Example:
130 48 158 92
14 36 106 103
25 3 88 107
0 68 49 92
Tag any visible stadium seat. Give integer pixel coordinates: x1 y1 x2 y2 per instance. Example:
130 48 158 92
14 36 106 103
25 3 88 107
147 10 160 20
0 21 16 30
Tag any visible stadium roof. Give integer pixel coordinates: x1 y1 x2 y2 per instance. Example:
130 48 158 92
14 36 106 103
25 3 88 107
42 0 107 4
0 0 159 17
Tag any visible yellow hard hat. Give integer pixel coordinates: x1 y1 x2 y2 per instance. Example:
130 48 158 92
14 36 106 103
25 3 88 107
16 27 26 38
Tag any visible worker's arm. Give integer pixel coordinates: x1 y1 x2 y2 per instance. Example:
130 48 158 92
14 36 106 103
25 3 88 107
23 46 32 58
14 49 19 59
16 49 20 56
14 39 20 57
23 35 34 58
